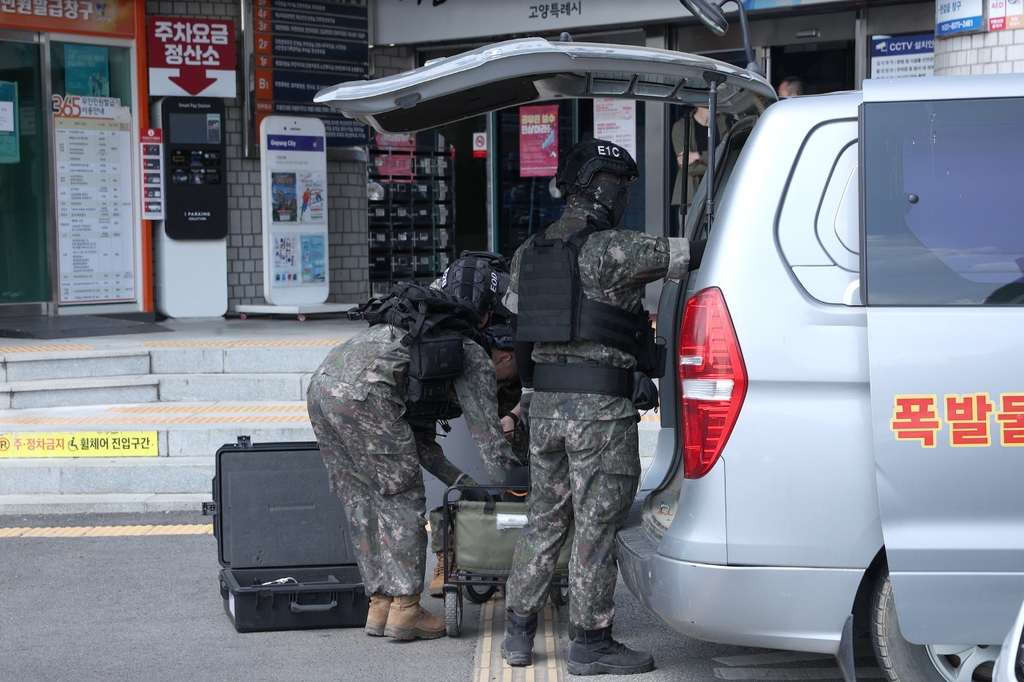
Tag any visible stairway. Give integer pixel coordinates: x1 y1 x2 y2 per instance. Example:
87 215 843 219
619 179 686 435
0 340 340 515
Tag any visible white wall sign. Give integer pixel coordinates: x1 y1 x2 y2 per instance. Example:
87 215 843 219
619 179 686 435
52 98 137 304
593 99 636 160
936 0 985 35
870 35 935 79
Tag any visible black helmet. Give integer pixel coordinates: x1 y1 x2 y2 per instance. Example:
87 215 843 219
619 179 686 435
481 324 515 353
555 139 639 197
441 254 500 321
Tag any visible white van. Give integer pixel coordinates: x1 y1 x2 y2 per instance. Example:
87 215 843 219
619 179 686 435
316 32 1024 682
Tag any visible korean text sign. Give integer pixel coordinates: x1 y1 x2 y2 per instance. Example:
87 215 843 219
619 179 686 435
936 0 984 35
519 105 559 178
0 0 135 38
148 17 237 97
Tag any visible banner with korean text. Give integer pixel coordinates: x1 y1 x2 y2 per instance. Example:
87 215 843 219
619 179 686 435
148 17 237 98
519 105 559 178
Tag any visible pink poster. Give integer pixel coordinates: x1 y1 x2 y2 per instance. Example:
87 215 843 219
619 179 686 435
519 105 559 177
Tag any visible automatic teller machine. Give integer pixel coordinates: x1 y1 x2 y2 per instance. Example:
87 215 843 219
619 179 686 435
151 97 229 317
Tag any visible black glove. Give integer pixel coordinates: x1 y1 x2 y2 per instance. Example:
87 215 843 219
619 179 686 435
689 238 707 270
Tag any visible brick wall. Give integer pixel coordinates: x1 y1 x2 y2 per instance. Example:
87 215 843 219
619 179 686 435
145 2 414 310
934 29 1024 75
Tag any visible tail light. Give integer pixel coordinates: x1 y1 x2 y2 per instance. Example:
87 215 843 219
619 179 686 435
679 287 747 479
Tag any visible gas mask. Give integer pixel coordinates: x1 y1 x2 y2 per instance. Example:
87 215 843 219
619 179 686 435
578 176 630 228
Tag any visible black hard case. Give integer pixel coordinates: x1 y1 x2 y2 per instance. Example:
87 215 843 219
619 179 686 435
208 438 369 633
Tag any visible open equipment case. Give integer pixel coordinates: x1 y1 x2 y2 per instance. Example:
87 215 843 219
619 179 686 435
204 437 369 633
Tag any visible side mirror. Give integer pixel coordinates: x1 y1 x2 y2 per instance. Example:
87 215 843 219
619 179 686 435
678 0 729 36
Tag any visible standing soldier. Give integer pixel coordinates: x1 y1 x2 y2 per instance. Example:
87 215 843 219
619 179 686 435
500 139 706 675
307 255 521 641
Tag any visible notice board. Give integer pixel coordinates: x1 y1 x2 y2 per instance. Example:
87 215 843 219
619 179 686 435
52 97 136 304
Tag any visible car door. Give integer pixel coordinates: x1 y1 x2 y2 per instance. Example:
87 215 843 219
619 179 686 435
314 37 774 131
861 77 1024 646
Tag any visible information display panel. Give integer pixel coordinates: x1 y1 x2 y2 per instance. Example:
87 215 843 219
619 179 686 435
259 116 329 305
53 108 137 305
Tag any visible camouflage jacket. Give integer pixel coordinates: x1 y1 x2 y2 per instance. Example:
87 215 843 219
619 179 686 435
313 324 522 484
504 196 693 420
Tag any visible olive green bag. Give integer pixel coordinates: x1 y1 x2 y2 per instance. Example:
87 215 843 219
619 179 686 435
453 500 572 575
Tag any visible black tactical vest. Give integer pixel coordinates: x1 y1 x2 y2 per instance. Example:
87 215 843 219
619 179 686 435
517 222 648 357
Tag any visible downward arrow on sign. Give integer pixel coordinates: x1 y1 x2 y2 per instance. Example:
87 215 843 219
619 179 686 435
169 66 218 96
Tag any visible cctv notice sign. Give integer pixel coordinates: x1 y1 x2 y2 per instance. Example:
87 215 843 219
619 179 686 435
870 35 935 79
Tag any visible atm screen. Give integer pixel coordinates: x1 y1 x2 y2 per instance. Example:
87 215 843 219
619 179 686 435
169 113 222 145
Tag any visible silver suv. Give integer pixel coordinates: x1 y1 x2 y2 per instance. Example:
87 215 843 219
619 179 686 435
317 35 1024 682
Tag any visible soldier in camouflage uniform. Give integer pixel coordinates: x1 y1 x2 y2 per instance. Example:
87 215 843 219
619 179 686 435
425 323 528 597
500 139 706 675
307 257 521 642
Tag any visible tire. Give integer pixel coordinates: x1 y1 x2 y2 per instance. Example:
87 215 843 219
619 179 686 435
444 587 462 638
549 584 569 607
464 582 497 604
872 568 997 682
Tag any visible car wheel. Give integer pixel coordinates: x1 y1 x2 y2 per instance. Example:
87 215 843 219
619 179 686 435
872 568 998 682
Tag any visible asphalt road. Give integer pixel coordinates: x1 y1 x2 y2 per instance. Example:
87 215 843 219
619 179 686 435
0 511 881 682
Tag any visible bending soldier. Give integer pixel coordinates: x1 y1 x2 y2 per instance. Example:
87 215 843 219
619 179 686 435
500 139 706 675
307 255 521 641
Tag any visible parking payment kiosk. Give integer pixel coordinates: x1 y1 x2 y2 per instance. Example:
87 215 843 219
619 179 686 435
151 97 229 317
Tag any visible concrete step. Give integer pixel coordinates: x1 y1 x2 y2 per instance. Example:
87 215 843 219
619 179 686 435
1 349 151 382
1 372 314 410
0 402 316 457
0 456 215 496
0 493 210 515
148 344 331 375
156 373 313 402
1 375 160 410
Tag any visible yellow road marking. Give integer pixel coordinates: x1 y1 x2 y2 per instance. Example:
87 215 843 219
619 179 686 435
142 340 342 347
0 345 94 353
0 524 212 538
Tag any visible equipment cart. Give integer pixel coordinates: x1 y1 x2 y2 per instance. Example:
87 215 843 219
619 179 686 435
439 484 573 636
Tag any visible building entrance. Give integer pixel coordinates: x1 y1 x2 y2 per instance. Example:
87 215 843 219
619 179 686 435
769 40 856 95
0 37 48 309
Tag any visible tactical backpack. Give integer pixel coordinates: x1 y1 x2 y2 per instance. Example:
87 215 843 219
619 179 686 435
347 282 483 428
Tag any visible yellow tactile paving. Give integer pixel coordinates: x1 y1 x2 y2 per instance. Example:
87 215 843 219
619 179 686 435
0 345 94 353
476 599 563 682
142 340 342 347
108 405 307 414
0 403 312 426
0 524 212 538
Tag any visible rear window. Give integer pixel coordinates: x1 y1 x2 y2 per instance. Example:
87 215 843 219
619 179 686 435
862 98 1024 305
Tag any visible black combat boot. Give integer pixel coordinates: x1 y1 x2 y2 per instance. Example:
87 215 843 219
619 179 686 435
500 610 538 666
567 625 655 676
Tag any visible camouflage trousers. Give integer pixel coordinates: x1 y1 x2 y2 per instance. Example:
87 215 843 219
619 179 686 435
307 374 428 597
505 415 639 630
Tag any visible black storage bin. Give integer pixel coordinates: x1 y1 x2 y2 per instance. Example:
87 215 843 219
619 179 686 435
208 439 369 633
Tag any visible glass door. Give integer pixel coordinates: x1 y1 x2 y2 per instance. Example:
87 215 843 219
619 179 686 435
0 38 48 306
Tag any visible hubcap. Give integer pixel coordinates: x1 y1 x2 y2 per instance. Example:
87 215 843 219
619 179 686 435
927 644 999 682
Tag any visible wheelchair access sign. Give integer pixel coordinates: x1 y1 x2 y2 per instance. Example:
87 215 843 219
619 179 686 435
0 432 159 458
